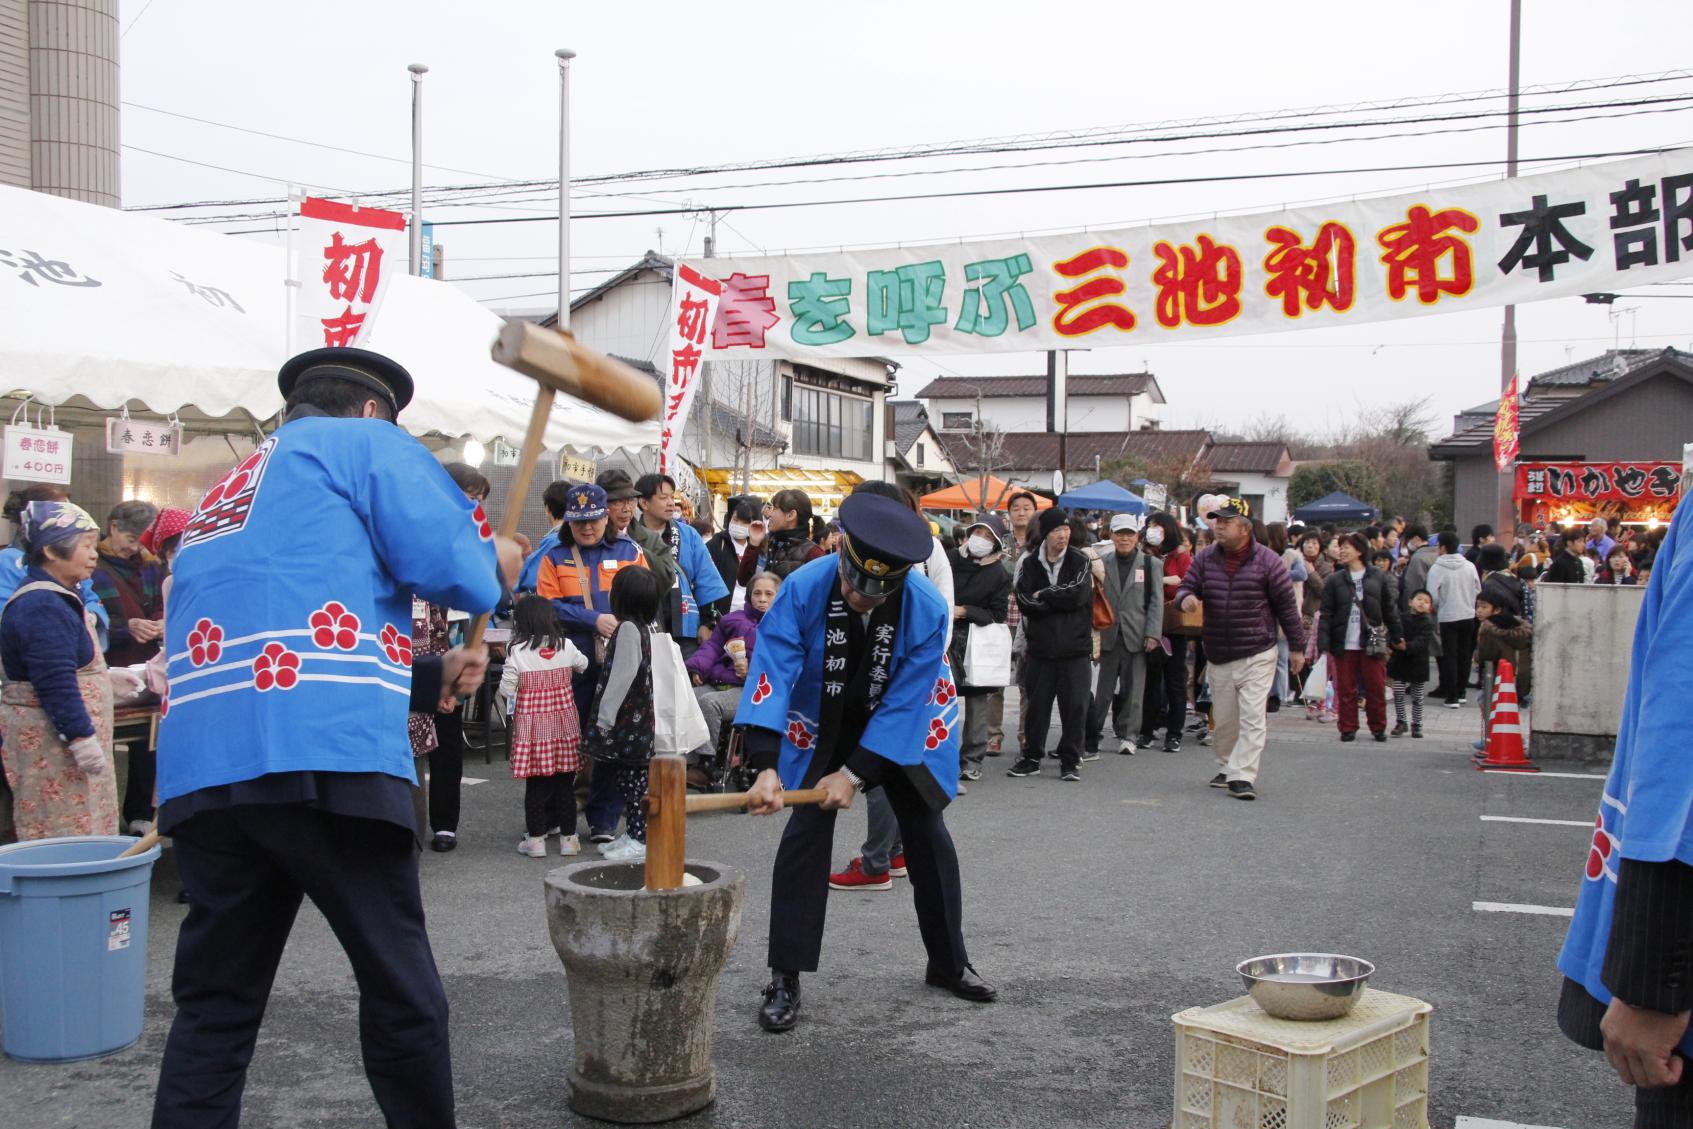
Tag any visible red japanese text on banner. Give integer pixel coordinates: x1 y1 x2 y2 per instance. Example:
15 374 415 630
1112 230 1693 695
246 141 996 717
658 264 723 474
1493 373 1521 471
293 198 407 352
673 149 1693 358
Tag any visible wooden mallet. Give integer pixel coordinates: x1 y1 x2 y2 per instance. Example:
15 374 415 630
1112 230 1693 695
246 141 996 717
464 320 662 651
642 754 829 891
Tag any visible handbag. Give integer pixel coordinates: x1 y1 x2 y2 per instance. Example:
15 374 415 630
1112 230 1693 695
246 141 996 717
1091 576 1116 630
650 632 710 755
963 622 1013 688
1354 578 1390 658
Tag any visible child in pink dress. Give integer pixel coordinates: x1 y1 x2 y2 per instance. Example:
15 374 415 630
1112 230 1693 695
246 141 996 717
499 595 590 857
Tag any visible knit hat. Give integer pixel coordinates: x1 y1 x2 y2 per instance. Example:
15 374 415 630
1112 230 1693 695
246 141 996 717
1035 506 1070 543
140 507 192 555
967 512 1006 539
19 500 98 553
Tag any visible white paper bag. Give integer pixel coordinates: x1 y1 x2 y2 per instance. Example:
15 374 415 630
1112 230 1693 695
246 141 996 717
651 632 711 754
962 622 1013 689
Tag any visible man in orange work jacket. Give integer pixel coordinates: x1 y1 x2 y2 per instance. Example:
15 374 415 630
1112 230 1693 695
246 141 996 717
536 482 648 843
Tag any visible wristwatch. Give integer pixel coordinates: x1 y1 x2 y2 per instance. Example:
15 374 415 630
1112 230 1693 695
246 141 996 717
839 766 867 793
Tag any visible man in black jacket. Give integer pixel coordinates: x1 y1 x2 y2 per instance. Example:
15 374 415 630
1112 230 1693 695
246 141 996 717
1007 507 1094 782
704 495 762 621
1544 529 1591 585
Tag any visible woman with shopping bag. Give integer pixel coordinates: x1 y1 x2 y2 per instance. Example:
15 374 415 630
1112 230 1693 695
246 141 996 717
946 515 1014 783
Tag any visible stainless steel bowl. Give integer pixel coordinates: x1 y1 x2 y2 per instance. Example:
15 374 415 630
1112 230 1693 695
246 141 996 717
1236 953 1375 1020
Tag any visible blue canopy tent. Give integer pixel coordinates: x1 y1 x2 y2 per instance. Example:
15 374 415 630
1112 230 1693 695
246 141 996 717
1057 479 1147 513
1291 490 1379 524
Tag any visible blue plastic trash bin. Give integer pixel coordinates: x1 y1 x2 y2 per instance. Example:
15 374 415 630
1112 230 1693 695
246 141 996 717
0 835 162 1062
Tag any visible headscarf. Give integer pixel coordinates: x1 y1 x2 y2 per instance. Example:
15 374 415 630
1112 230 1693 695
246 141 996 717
140 507 192 556
19 500 98 554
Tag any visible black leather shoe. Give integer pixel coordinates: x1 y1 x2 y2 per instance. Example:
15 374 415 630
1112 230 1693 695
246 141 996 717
758 971 801 1032
925 963 998 1002
430 832 457 852
1339 731 1357 743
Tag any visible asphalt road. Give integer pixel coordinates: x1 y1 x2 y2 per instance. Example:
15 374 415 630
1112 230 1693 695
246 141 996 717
0 696 1630 1129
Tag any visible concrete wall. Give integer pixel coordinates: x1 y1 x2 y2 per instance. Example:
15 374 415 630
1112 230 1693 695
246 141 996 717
29 0 120 206
0 0 29 188
1532 581 1643 761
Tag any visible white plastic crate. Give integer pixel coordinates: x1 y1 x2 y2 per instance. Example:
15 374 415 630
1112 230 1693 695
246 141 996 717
1171 987 1431 1129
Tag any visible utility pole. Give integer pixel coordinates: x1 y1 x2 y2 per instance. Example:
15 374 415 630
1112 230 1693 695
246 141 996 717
555 49 575 332
701 210 716 489
407 64 428 276
1496 0 1521 542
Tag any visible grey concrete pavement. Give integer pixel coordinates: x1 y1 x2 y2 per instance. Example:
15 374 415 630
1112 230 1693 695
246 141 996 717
0 691 1629 1128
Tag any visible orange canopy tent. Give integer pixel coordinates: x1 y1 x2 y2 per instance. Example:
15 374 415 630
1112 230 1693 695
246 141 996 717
919 476 1053 513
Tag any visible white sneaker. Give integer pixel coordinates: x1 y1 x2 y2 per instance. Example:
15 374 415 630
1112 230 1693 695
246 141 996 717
517 836 547 858
602 837 647 861
128 819 151 835
557 834 581 856
599 832 631 856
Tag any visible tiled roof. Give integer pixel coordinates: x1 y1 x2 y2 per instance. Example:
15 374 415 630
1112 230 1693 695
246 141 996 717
941 428 1210 473
914 373 1157 399
1206 441 1289 474
1525 348 1661 390
890 400 930 455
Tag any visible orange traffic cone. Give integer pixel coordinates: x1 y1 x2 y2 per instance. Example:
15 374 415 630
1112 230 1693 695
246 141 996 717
1474 658 1537 772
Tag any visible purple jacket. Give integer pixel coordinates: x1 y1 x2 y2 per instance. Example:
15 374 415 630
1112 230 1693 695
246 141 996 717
1175 539 1308 663
686 605 762 686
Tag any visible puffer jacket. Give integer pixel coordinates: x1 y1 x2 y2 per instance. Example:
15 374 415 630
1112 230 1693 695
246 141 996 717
1174 539 1307 663
1317 566 1403 655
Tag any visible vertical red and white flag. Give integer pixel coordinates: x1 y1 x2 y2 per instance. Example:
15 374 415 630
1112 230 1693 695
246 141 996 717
294 197 408 351
658 263 723 473
1494 372 1521 471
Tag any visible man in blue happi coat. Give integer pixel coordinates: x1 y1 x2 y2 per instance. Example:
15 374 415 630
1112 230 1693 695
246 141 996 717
1557 500 1693 1128
735 492 996 1032
151 348 517 1129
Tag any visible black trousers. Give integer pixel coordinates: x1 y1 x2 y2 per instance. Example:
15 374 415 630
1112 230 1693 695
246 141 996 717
1437 618 1478 704
1141 635 1190 738
427 709 463 834
152 806 453 1129
1020 654 1090 768
122 739 156 825
523 772 576 838
768 759 968 977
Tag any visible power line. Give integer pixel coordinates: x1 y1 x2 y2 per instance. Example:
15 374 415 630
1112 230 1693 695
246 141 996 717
127 69 1693 216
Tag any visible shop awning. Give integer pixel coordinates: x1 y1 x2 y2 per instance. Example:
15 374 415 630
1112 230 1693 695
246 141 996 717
698 467 864 512
0 185 658 456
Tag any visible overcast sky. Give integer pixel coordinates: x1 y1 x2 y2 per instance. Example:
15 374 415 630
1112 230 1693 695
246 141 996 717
116 0 1693 440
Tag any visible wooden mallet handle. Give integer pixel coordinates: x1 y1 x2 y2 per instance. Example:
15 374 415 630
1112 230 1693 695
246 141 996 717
684 788 829 814
118 828 160 858
643 754 833 891
462 323 662 652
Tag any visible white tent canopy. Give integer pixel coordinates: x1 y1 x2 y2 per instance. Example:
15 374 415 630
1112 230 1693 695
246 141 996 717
0 185 658 454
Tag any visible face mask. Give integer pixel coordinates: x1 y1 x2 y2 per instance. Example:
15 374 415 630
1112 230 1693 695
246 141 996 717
1144 528 1165 547
729 522 750 541
966 534 995 559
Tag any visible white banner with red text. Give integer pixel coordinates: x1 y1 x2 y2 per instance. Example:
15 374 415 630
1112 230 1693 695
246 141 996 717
671 150 1693 359
659 263 722 473
293 197 407 352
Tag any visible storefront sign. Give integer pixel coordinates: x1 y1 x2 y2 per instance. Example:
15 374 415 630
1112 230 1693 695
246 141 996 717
678 150 1693 359
1516 461 1681 504
105 417 181 456
3 424 71 484
294 197 406 351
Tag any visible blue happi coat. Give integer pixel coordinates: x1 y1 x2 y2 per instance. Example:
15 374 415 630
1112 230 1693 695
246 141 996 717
733 554 960 801
1558 502 1693 1054
670 518 729 638
156 417 502 802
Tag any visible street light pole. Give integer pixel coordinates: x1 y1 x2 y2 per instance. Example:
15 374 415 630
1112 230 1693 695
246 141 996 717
556 49 575 332
407 64 428 276
1496 0 1521 542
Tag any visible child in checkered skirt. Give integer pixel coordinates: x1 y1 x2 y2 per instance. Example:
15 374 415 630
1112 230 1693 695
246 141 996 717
500 595 590 858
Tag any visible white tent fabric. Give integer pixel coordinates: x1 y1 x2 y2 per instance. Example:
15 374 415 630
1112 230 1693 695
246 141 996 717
0 185 657 454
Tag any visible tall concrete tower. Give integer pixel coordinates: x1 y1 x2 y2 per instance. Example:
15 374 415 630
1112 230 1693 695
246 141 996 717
0 0 120 207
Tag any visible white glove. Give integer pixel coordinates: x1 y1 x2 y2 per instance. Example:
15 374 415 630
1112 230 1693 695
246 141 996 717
68 735 106 777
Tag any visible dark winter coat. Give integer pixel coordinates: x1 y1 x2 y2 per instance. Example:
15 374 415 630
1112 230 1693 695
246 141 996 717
1387 610 1438 683
704 530 751 619
1318 565 1403 655
1542 550 1588 585
1174 539 1307 664
1015 545 1094 661
946 549 1013 693
736 528 826 586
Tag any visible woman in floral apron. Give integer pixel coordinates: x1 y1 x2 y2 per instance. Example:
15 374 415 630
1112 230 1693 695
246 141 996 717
0 501 118 841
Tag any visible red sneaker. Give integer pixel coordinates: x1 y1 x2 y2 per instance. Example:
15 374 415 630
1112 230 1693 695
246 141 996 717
889 853 908 878
828 858 892 891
